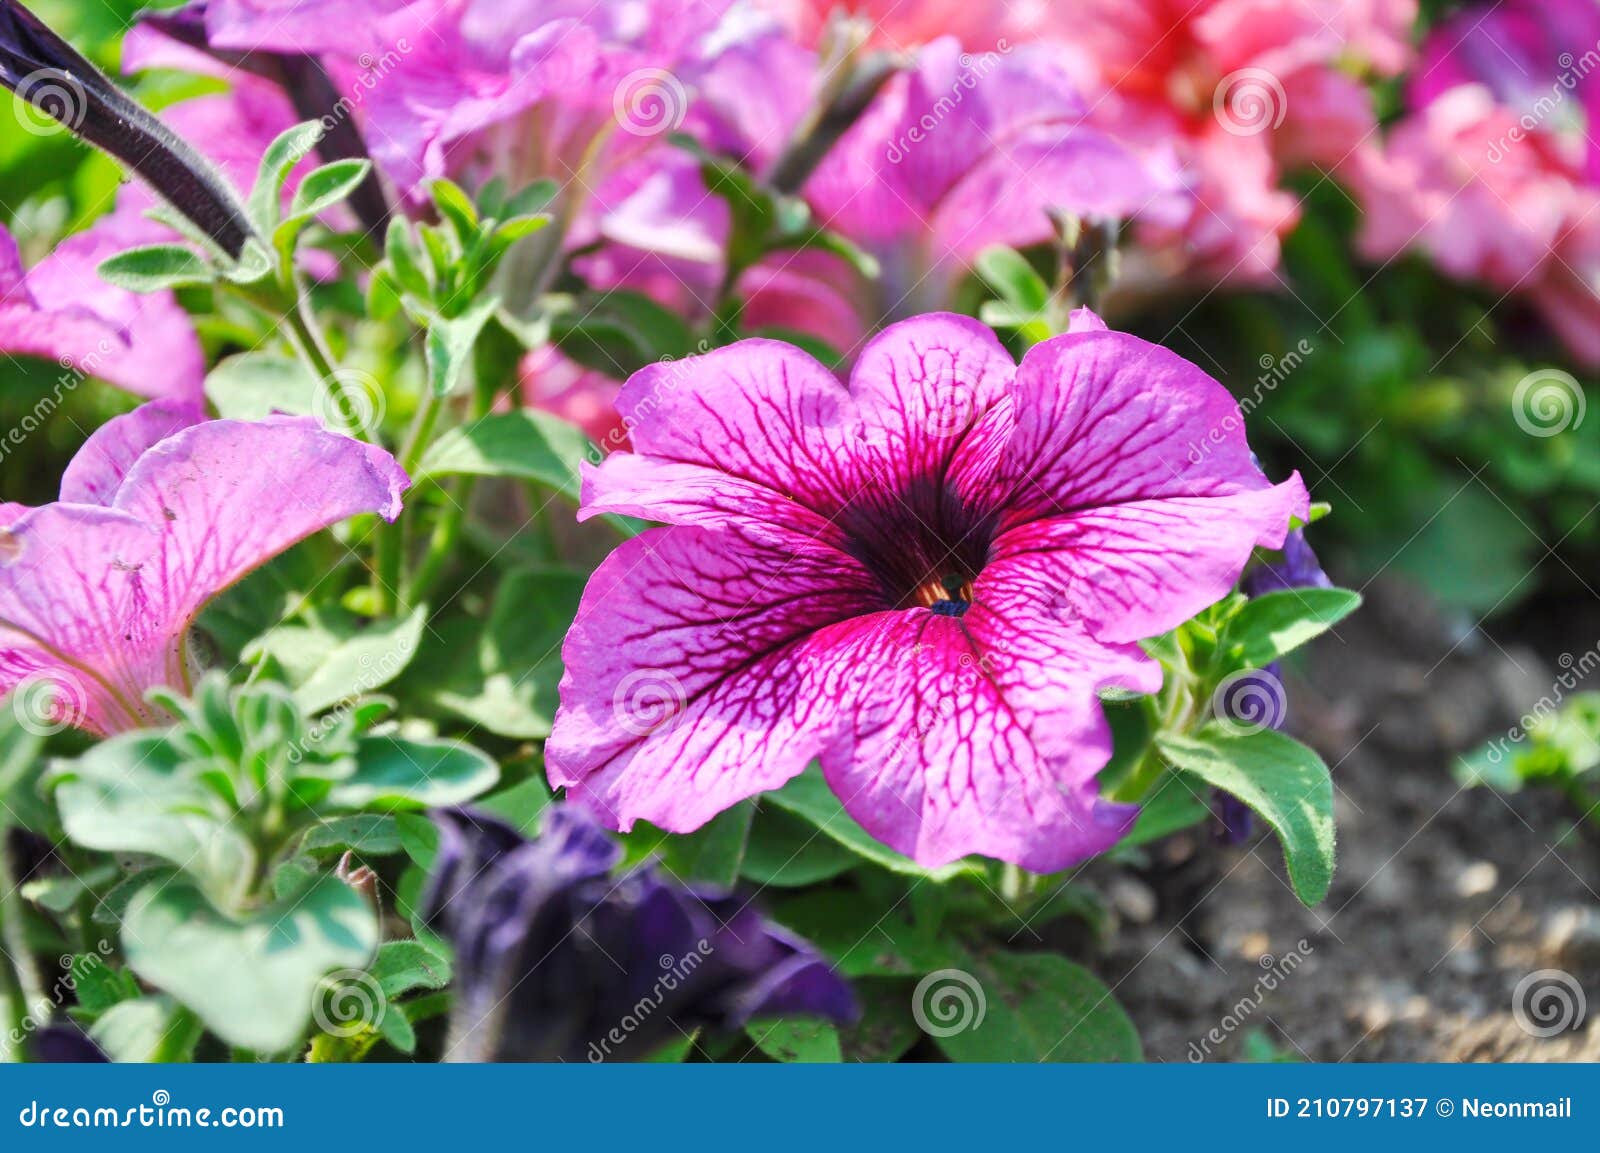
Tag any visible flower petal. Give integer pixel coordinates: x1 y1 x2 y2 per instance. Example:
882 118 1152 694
547 526 880 831
578 340 858 549
110 417 409 625
991 330 1309 640
59 398 205 506
814 563 1161 870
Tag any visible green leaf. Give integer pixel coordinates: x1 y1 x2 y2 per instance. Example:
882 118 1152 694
1157 728 1336 905
123 873 379 1053
384 217 431 297
1220 588 1362 666
328 735 499 811
426 295 500 396
69 955 142 1017
652 801 754 888
839 979 921 1062
740 807 862 887
475 774 554 834
248 120 324 231
746 1017 841 1063
301 814 404 857
553 290 694 377
370 938 453 1000
975 245 1050 312
770 889 962 978
97 245 213 292
764 765 979 881
50 735 256 907
205 352 318 420
89 996 203 1062
416 410 594 501
427 568 585 739
275 158 373 248
291 604 428 714
1118 773 1211 848
430 178 479 238
931 951 1141 1063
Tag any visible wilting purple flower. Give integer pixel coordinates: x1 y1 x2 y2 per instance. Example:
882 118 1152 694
0 217 203 400
30 1025 108 1063
422 805 855 1062
1242 528 1331 596
0 400 408 734
548 312 1307 870
0 0 253 257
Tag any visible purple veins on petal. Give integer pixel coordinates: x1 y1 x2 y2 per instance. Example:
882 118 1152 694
551 312 1308 871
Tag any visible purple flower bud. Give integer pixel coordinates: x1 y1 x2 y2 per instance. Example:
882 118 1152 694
30 1025 108 1063
1243 528 1331 596
423 805 857 1062
0 0 253 256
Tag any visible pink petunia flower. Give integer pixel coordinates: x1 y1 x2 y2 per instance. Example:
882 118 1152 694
0 400 409 735
0 218 204 401
1034 0 1414 288
547 314 1306 870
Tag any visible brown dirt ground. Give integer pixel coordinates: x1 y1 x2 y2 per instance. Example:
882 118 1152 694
1085 578 1600 1062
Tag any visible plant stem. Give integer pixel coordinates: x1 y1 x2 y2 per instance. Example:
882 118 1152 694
283 288 368 441
0 831 47 1052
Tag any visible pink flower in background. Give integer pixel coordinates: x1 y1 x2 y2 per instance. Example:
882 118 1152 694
0 401 408 734
0 220 203 400
1036 0 1413 287
1351 0 1600 365
519 346 628 451
589 31 1173 334
547 314 1306 869
752 0 1031 51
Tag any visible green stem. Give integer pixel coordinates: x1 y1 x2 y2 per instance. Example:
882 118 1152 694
284 290 368 441
406 478 475 609
373 390 441 617
0 832 46 1054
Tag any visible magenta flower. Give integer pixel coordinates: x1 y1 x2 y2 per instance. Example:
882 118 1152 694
0 401 408 735
548 314 1307 870
0 218 203 400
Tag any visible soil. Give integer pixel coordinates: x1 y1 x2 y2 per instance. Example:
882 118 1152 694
1089 577 1600 1062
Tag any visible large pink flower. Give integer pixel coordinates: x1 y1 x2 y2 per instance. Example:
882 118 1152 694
547 314 1306 870
0 401 408 734
0 219 203 400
